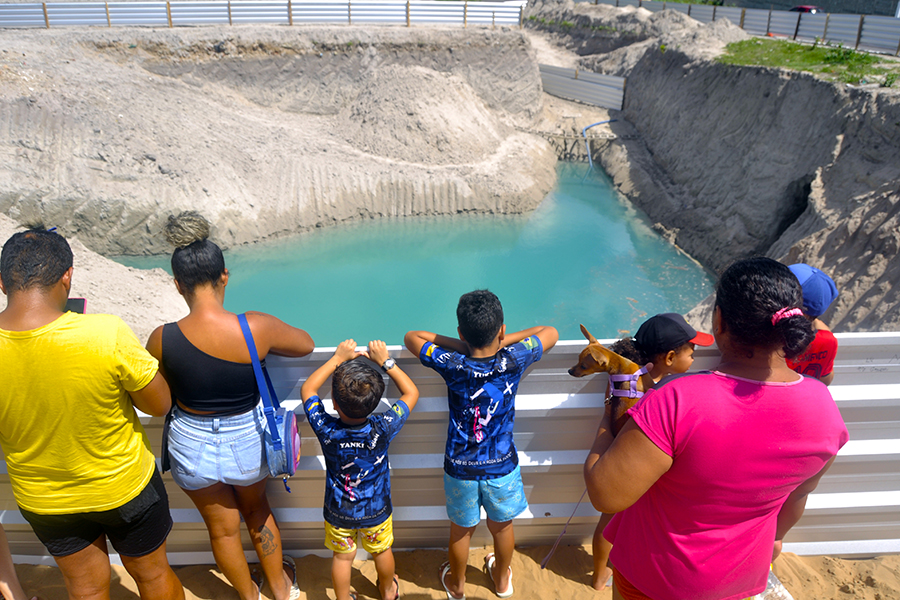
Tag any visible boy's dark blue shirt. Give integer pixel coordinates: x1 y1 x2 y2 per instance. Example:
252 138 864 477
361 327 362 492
419 336 543 480
304 396 410 529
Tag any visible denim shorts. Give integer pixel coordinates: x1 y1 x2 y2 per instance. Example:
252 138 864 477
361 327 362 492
168 403 268 491
444 465 527 528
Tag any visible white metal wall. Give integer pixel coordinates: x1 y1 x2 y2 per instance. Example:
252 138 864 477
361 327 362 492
1 332 897 564
539 64 626 111
0 0 526 28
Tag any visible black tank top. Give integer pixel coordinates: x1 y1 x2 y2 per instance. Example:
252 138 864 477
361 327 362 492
160 322 260 415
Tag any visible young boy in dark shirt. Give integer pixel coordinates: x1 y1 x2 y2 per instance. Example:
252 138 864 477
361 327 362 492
301 339 419 600
405 290 558 600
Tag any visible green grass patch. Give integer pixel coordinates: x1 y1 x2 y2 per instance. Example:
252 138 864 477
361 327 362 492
718 38 900 87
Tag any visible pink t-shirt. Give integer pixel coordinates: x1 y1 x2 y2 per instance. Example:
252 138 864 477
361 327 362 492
604 371 848 600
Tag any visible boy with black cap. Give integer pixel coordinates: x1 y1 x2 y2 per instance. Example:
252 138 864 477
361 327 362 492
786 263 840 385
592 312 713 590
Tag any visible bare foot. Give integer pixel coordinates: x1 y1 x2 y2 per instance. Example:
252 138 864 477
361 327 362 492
592 566 613 591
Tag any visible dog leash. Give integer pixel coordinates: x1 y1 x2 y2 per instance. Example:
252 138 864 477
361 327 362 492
605 363 652 401
541 488 588 569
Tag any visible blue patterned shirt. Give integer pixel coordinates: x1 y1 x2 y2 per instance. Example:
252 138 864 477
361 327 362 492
419 337 543 480
304 396 410 529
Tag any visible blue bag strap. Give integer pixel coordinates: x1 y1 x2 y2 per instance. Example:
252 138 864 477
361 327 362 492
238 313 283 452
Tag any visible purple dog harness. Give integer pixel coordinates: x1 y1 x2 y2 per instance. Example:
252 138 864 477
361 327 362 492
605 363 653 404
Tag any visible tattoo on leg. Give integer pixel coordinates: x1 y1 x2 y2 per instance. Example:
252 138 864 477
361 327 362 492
256 524 277 557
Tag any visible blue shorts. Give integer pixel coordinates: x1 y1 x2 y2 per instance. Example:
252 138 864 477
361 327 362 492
444 466 527 528
168 403 268 491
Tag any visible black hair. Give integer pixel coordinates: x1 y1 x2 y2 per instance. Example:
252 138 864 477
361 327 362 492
332 358 386 419
715 257 815 359
165 211 226 293
0 225 73 293
610 337 644 364
457 289 504 350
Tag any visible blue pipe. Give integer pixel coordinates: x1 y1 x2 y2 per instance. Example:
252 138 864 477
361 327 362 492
583 119 617 171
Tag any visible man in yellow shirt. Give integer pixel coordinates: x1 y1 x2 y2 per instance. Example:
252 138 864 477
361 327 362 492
0 227 184 600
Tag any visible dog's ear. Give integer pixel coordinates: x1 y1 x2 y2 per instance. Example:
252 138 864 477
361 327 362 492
587 344 610 370
580 324 598 344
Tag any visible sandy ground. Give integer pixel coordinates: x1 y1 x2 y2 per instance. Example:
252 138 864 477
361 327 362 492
9 546 900 600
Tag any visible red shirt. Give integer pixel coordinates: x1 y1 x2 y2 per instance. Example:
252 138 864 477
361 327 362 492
787 329 838 379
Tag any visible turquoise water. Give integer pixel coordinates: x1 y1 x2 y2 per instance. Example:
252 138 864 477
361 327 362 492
117 164 713 346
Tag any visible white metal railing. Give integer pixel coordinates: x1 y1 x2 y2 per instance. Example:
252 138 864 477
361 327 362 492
1 332 898 563
585 0 900 56
0 0 526 29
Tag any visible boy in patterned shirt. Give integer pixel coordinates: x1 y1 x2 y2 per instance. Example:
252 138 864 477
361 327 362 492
301 339 419 600
405 290 558 600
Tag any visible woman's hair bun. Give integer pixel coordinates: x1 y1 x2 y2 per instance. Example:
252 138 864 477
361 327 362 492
165 211 211 249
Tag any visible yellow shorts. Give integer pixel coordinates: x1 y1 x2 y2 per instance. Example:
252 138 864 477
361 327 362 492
324 515 393 555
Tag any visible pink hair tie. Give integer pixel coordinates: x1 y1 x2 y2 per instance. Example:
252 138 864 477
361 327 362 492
771 307 803 326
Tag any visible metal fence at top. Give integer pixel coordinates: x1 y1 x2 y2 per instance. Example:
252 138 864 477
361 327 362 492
0 0 526 29
589 0 900 56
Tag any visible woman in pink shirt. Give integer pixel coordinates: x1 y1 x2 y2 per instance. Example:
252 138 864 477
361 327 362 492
583 257 849 600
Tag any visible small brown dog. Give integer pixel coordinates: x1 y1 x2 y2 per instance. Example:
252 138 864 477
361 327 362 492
568 324 653 436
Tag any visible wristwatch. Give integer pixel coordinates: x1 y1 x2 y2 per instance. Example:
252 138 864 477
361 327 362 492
381 358 397 372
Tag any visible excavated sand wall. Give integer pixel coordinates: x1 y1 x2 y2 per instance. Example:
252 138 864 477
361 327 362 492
527 1 900 332
0 26 557 256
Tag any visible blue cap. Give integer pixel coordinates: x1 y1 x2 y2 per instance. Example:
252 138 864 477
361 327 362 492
789 264 838 317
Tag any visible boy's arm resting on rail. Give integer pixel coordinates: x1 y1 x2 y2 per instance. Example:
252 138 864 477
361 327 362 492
773 455 836 559
366 340 420 412
404 330 468 357
503 325 559 352
300 339 361 402
247 311 315 358
583 408 672 514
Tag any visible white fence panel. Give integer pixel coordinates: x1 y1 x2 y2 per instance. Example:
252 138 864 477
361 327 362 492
228 1 289 24
345 1 406 24
169 2 230 25
824 13 862 47
796 12 828 42
408 0 464 25
466 1 520 26
539 64 625 110
689 4 714 24
45 2 108 26
107 2 168 26
0 3 45 27
768 9 800 38
714 6 743 27
858 15 900 54
291 1 350 24
742 7 770 36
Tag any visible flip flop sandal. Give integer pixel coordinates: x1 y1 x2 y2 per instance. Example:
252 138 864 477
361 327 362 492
485 553 513 598
440 561 465 600
283 554 301 600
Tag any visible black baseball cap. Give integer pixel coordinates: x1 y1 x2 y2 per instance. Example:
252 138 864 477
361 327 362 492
634 313 714 357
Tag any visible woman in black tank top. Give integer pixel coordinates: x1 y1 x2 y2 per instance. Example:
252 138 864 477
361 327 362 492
147 212 313 600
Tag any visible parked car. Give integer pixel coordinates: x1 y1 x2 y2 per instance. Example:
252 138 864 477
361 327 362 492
790 5 824 13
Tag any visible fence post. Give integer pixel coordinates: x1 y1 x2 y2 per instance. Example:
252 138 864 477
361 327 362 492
711 5 716 21
406 0 410 27
105 1 110 26
348 1 351 24
463 1 467 28
166 1 172 27
823 13 830 44
739 8 745 30
519 5 524 28
491 10 495 29
765 8 771 35
793 12 800 39
42 2 49 28
288 0 292 25
227 1 232 25
854 15 864 50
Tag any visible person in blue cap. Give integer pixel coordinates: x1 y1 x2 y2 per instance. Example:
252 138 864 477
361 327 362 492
786 263 840 385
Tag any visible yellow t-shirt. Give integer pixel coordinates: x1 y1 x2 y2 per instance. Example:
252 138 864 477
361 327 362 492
0 312 159 514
